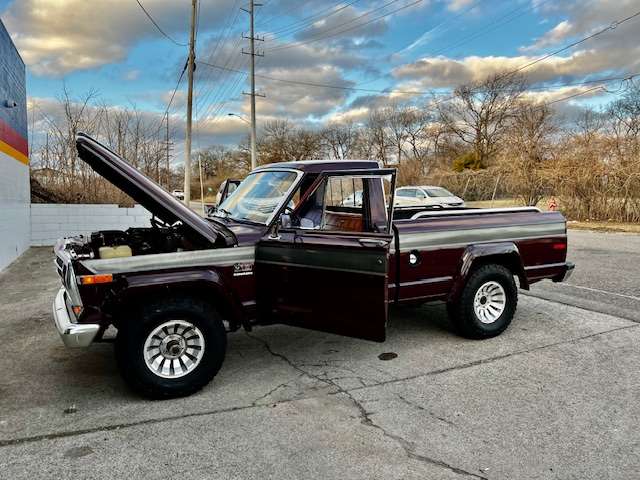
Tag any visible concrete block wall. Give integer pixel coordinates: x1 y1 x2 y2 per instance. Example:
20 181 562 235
30 204 152 246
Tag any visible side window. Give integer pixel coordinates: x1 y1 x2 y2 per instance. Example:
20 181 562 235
292 174 393 234
323 177 365 232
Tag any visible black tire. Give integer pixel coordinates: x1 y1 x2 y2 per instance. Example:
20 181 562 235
115 296 226 399
448 264 517 339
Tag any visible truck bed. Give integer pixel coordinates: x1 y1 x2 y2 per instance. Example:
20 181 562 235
389 208 567 303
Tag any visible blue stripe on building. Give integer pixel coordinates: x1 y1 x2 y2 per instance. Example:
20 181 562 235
0 19 27 141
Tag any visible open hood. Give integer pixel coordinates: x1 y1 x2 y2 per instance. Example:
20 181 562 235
76 133 221 246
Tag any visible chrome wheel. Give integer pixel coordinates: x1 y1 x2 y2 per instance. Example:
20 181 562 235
143 320 205 378
473 281 506 324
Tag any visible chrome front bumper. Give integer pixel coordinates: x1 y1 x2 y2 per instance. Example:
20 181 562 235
53 288 100 348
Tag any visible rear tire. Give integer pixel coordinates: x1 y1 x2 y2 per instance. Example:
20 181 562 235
115 296 226 399
448 264 517 339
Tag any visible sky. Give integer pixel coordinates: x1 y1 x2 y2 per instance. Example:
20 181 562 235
1 0 639 156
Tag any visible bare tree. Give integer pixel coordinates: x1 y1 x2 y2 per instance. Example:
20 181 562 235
364 109 391 165
320 121 359 159
437 73 526 168
500 102 556 206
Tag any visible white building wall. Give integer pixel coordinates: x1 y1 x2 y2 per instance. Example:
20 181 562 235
30 204 152 247
0 153 30 270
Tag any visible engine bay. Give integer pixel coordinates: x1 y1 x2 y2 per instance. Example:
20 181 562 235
63 223 200 260
91 226 187 258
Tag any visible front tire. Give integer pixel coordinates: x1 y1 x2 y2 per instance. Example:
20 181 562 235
115 296 226 399
448 264 517 339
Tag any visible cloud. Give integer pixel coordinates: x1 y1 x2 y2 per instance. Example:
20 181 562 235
326 106 372 124
123 69 141 81
523 0 640 51
1 0 237 76
193 34 375 123
392 48 639 89
392 0 640 92
523 20 573 51
522 85 607 104
243 65 354 119
447 0 475 12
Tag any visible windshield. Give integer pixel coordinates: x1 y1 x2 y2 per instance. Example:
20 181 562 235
424 187 454 198
217 170 298 224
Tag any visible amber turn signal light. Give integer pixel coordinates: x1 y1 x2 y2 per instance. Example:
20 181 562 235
78 274 113 285
71 305 84 316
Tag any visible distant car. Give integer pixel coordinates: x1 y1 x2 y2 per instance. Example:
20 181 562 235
171 189 185 201
341 190 363 207
395 186 464 208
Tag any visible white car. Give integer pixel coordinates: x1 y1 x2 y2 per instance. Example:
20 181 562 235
395 186 464 208
171 189 185 201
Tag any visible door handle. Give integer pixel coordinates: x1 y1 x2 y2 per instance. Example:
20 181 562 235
358 238 389 248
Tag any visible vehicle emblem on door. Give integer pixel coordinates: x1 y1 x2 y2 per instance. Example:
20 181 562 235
233 263 254 276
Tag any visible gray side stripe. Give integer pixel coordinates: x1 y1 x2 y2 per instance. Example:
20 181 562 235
399 276 452 287
257 259 388 277
524 262 566 271
82 246 255 274
396 222 565 253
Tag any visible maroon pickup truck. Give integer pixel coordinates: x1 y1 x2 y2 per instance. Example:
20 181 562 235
53 134 574 398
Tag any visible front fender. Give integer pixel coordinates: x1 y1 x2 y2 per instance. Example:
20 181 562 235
114 269 245 329
447 242 528 303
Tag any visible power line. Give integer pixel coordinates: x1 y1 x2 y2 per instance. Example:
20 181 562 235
200 60 437 94
135 0 187 46
267 0 420 52
164 62 188 115
400 0 482 53
424 0 552 59
425 10 640 107
200 61 638 97
545 85 604 105
499 9 640 79
527 73 640 91
153 60 188 137
267 0 363 39
195 2 243 113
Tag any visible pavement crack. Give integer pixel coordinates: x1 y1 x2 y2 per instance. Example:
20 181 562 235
246 332 485 479
396 394 458 428
0 398 297 449
342 388 486 479
245 332 334 387
251 381 291 406
343 323 640 393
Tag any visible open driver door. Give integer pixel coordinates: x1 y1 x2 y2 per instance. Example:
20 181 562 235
255 169 396 342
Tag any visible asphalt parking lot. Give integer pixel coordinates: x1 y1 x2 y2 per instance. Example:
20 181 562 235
0 230 639 479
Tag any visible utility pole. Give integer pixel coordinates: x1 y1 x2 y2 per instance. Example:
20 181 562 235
165 112 170 188
183 0 197 205
242 0 264 170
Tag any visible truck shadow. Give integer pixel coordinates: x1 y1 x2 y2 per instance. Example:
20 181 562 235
49 302 456 401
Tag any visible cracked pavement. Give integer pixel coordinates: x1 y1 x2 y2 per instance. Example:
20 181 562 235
1 245 639 479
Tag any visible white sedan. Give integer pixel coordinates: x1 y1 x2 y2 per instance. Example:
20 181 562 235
171 189 185 201
395 186 464 208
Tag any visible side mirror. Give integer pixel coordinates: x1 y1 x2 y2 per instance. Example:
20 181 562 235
269 213 290 239
280 214 292 229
